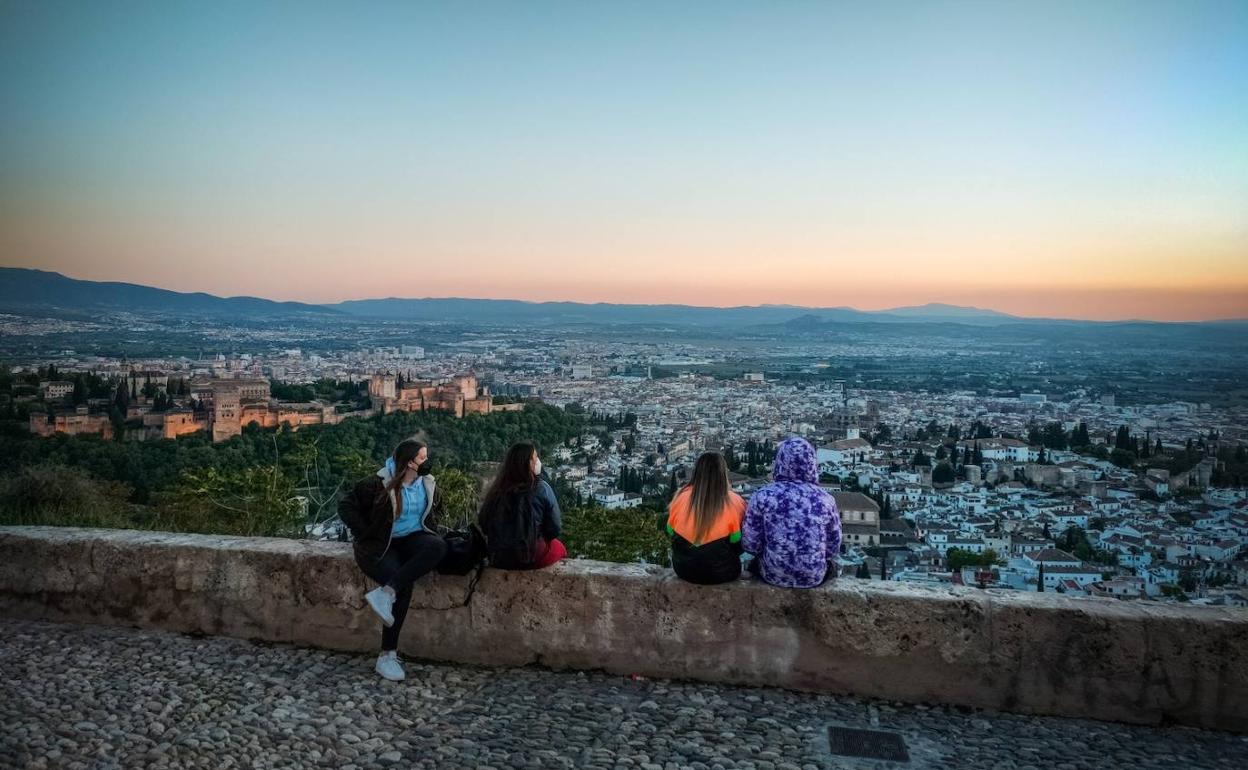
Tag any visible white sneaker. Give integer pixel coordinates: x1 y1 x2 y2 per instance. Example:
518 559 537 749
375 651 405 681
365 586 395 627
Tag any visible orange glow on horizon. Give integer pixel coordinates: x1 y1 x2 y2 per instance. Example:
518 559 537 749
11 256 1244 322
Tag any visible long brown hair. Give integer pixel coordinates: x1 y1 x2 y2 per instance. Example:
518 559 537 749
479 442 538 524
388 438 426 518
685 451 729 543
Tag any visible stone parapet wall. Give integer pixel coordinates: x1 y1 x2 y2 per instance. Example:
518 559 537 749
1 526 1245 732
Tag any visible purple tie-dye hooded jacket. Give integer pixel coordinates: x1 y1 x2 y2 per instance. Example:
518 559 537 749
742 437 841 588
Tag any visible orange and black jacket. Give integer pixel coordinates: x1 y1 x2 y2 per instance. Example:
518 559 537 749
666 487 746 585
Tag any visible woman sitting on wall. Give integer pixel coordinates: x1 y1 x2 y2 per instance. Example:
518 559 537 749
742 437 841 588
665 451 747 585
478 442 566 570
340 437 448 682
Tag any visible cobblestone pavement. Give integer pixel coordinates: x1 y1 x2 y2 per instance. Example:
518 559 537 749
2 619 1245 770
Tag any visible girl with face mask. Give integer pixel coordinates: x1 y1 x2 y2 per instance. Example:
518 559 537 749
345 438 447 681
478 442 566 570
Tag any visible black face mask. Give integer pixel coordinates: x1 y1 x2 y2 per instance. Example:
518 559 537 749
416 459 434 476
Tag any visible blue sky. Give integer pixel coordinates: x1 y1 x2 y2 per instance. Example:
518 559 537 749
2 1 1246 319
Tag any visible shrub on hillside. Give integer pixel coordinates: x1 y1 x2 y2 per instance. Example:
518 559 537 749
561 504 669 565
0 465 144 529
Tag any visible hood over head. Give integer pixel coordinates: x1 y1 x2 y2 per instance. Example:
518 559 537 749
772 437 819 484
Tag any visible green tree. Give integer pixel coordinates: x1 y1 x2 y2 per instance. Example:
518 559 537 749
1109 448 1136 469
946 548 980 572
154 465 302 537
113 380 130 411
947 547 1003 572
561 504 668 564
1071 422 1091 448
1027 423 1043 447
434 467 481 530
0 465 140 529
72 376 88 406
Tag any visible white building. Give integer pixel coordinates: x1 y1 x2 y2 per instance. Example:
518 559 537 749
817 437 877 466
592 487 643 510
40 381 74 400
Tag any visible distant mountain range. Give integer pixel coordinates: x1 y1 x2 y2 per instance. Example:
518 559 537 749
1 268 1242 328
330 296 1021 326
0 268 339 318
880 302 1016 319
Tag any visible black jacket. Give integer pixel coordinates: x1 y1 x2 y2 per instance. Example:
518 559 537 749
339 473 443 560
670 533 742 585
478 479 562 568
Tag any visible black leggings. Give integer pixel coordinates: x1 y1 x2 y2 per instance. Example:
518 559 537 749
355 532 447 651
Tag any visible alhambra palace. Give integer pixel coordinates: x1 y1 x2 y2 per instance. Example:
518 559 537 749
29 372 519 443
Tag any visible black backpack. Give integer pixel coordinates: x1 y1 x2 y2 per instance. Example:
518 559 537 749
438 524 488 575
436 523 489 607
482 487 542 569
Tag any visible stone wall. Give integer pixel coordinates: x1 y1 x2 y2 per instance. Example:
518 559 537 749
2 526 1245 732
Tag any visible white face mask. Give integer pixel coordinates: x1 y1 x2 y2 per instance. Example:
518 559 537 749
533 458 543 476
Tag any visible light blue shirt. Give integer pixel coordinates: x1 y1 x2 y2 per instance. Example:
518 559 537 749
384 458 428 537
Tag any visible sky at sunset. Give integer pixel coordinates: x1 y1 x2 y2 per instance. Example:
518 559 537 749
1 1 1246 321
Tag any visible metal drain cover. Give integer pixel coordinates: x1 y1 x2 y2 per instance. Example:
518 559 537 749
826 726 910 762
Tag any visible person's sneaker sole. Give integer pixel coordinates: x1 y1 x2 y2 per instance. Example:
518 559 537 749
366 590 395 627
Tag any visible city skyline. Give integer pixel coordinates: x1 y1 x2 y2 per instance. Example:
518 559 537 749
2 1 1246 321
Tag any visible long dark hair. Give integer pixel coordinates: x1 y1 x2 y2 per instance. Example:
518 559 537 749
685 451 729 543
388 438 426 518
479 442 537 524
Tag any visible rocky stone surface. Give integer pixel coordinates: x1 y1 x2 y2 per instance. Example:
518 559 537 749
1 619 1244 770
